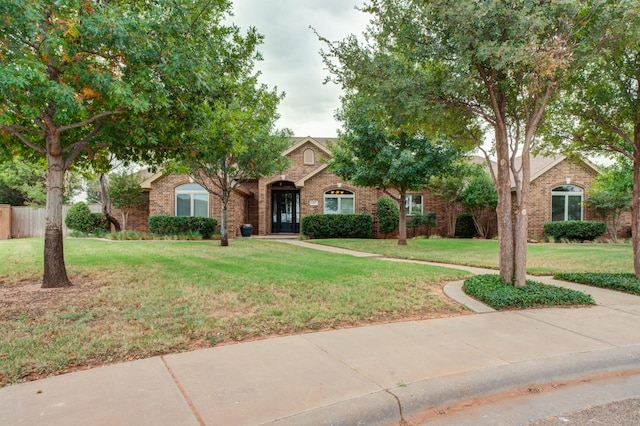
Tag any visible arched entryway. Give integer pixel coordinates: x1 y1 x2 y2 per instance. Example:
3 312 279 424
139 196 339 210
271 181 300 233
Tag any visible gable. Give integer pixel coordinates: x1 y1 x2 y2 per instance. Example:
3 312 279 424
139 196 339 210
282 136 334 157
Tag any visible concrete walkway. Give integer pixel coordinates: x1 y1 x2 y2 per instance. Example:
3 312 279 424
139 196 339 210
2 240 640 425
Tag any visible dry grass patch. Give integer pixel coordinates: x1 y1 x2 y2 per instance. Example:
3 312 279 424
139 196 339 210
0 238 471 387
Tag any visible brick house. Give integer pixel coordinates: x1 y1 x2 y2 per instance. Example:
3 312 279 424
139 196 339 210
506 155 601 238
139 136 610 239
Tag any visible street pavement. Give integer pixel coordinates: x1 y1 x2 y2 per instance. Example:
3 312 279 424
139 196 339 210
1 240 640 425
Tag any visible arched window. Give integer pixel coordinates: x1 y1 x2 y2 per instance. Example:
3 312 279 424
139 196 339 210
324 189 354 214
303 148 315 165
175 183 209 217
551 185 583 221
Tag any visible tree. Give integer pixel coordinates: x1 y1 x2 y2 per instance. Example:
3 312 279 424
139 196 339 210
426 161 480 238
178 76 291 247
330 92 461 245
0 157 80 206
0 157 46 206
84 178 101 204
459 168 498 239
109 170 147 231
321 0 612 285
0 0 261 287
542 4 640 274
583 159 632 241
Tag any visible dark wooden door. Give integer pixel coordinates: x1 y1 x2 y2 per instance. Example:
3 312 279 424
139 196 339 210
272 190 300 233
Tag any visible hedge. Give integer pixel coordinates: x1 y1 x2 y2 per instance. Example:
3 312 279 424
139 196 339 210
543 220 606 241
148 215 218 238
301 214 373 239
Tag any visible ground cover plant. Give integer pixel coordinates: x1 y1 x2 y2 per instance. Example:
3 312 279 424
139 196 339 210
554 273 640 296
311 238 634 275
0 238 471 387
462 275 595 310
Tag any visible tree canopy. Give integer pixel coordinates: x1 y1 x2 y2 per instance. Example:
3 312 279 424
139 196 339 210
320 0 615 285
541 3 640 275
0 0 263 287
177 70 291 246
330 92 462 245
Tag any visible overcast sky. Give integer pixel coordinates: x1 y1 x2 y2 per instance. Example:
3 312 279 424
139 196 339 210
230 1 369 138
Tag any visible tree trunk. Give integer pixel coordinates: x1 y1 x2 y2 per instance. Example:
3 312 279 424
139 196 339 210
99 173 120 232
513 145 531 288
121 211 128 231
42 135 72 288
632 126 640 278
495 126 515 285
446 203 456 238
220 194 229 247
398 192 407 245
470 208 486 239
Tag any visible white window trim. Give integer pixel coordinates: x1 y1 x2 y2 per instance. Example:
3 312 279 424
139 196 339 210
175 183 209 217
324 189 355 214
551 185 583 221
405 194 423 215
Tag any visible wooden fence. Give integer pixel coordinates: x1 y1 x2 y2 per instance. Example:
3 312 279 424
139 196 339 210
6 204 102 239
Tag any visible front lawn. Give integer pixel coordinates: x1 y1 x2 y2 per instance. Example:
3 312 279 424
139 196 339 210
311 238 634 275
0 238 470 387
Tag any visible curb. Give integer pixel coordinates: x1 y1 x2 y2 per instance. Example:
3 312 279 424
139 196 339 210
394 344 640 423
270 345 640 425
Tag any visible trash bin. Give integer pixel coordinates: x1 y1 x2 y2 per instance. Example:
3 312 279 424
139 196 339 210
240 224 253 237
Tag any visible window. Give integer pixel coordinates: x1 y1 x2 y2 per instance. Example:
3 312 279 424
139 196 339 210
303 148 315 165
175 183 209 217
551 185 583 221
406 194 423 215
324 189 354 214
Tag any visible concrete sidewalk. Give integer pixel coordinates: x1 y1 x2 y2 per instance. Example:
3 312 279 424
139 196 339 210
2 241 640 425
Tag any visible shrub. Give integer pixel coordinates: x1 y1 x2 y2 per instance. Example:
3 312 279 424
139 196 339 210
455 213 476 238
148 215 218 238
408 212 436 237
65 202 109 234
301 214 373 239
91 213 110 232
376 197 399 235
65 202 93 233
462 274 595 310
543 221 607 241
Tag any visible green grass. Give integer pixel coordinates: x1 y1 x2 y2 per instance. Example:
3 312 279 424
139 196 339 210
463 274 595 310
0 238 471 387
311 238 634 275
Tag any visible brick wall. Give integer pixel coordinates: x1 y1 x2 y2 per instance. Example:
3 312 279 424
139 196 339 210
526 158 598 238
148 174 251 237
111 194 149 232
145 141 613 240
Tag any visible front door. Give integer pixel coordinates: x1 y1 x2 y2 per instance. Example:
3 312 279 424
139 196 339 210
272 190 300 233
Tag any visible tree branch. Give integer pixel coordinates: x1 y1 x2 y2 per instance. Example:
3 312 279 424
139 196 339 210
63 124 102 169
59 110 123 132
1 125 46 154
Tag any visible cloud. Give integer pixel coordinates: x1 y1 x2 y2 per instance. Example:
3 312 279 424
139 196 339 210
230 1 369 137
